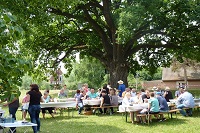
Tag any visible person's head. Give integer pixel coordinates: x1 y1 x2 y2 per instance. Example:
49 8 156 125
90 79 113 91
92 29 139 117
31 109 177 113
43 92 49 98
150 92 155 98
155 91 161 96
136 91 141 98
141 89 145 92
165 86 170 91
101 90 107 96
132 88 136 92
179 87 185 94
118 80 124 84
30 84 39 92
125 88 130 92
90 88 95 93
63 85 67 89
109 88 116 95
45 89 50 93
76 90 80 94
145 89 150 96
81 90 86 95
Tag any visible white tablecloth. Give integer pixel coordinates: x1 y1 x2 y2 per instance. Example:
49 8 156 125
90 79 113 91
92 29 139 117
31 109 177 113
0 121 37 133
83 100 101 106
83 97 124 105
118 103 148 112
40 101 76 108
56 98 75 102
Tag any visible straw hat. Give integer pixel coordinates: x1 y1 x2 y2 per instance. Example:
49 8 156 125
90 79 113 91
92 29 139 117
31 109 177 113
117 80 124 84
165 86 170 90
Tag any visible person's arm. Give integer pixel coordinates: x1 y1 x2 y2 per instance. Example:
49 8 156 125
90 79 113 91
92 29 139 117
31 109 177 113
148 102 151 111
100 97 104 107
3 97 18 106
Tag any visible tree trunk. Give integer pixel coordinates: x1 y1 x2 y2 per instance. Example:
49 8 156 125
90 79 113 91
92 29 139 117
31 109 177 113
183 65 188 89
108 61 129 88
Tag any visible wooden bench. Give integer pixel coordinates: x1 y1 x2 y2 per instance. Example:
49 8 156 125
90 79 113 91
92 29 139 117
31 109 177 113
136 109 181 125
136 113 152 125
91 106 119 115
159 109 181 118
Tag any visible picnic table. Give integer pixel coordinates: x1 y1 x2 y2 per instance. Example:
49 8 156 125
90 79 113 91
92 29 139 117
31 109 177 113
118 103 148 122
83 97 123 106
40 101 76 116
0 121 37 133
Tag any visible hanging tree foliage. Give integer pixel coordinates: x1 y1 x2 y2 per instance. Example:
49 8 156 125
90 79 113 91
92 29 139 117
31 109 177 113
1 0 200 87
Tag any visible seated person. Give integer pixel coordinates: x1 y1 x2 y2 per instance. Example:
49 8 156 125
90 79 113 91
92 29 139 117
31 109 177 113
132 91 143 104
99 90 113 114
140 92 159 123
141 89 150 103
88 88 98 99
109 88 118 106
122 93 134 106
163 86 173 102
122 88 131 98
96 88 101 97
175 87 182 98
131 88 136 97
58 89 67 98
176 88 195 116
156 92 169 121
41 92 54 119
76 90 87 115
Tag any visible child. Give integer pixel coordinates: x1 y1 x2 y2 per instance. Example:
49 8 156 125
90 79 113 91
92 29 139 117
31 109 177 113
22 92 29 120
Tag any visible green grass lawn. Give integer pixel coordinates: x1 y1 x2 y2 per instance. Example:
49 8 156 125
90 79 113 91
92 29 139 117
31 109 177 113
1 90 200 133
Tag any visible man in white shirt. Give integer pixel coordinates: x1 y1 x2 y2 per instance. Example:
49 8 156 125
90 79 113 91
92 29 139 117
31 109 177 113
176 88 195 116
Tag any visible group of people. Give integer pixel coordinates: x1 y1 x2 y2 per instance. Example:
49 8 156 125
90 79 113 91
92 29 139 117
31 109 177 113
120 85 195 124
74 84 119 115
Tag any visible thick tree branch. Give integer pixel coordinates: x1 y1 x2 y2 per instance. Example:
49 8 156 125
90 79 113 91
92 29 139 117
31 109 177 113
82 8 113 57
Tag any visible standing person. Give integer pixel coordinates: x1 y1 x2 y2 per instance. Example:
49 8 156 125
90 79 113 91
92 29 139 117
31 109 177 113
22 92 29 121
3 94 20 133
26 84 43 133
118 80 126 97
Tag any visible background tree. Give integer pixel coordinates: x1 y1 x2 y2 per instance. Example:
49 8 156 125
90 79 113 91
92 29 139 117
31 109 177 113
1 0 200 88
0 9 32 100
66 56 105 89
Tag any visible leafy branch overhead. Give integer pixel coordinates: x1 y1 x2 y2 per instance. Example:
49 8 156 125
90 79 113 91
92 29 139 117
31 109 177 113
1 0 199 87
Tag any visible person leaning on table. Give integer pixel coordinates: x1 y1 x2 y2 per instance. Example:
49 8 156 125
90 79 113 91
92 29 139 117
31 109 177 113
140 92 160 123
26 84 43 133
3 93 19 133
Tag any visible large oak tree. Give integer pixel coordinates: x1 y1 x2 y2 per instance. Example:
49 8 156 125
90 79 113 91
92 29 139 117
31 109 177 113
1 0 199 87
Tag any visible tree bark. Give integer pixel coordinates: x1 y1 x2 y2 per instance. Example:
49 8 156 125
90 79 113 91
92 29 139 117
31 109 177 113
108 61 129 88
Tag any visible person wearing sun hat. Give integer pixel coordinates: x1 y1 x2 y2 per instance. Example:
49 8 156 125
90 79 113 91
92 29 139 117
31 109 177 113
117 80 126 97
163 86 173 102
